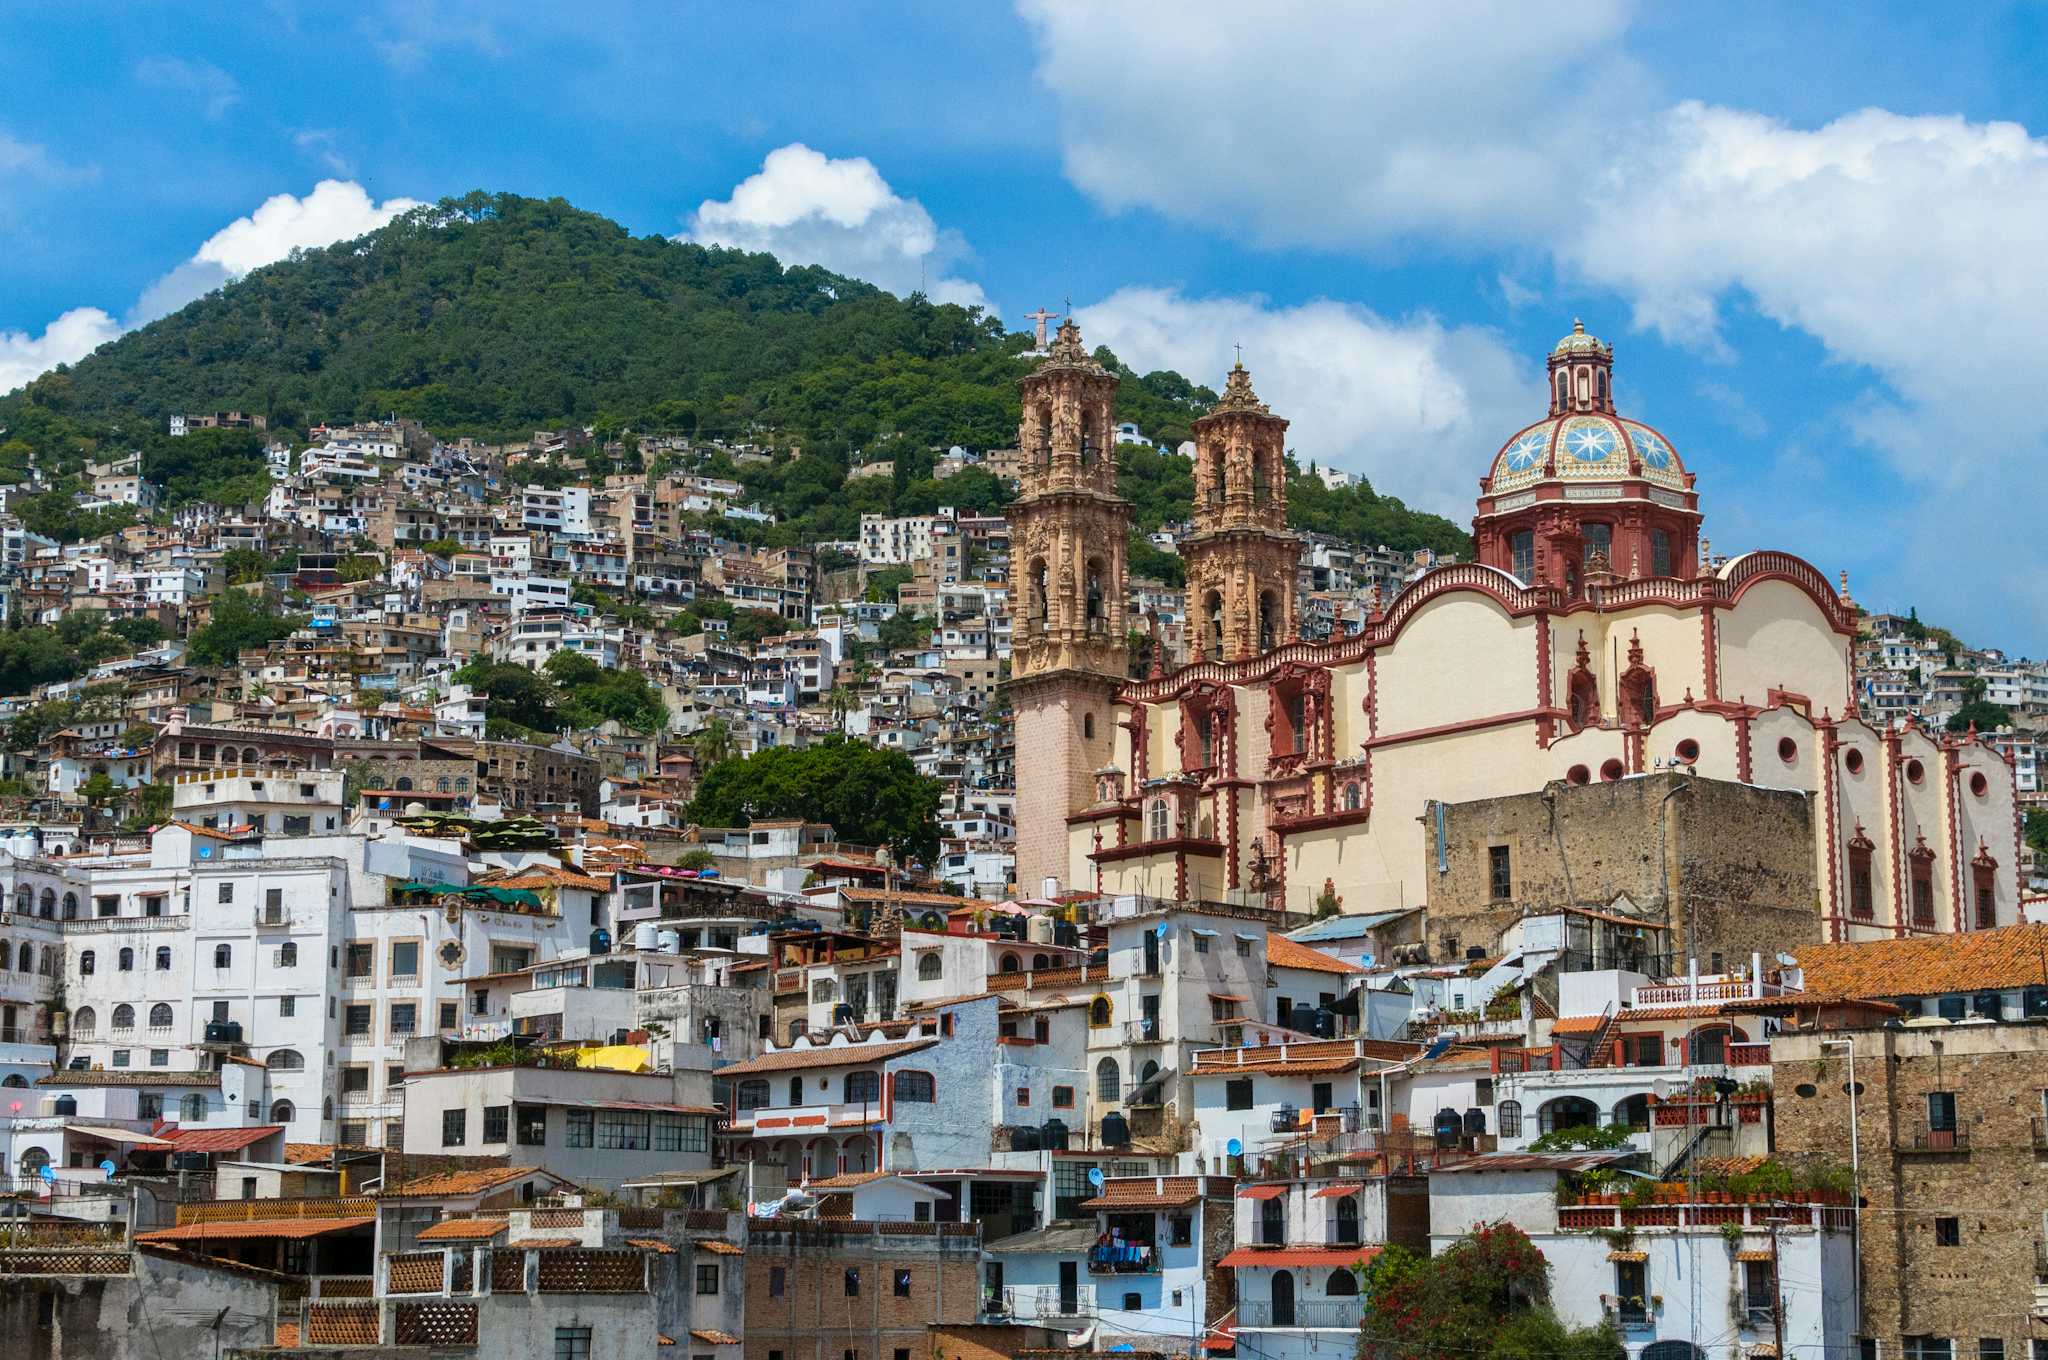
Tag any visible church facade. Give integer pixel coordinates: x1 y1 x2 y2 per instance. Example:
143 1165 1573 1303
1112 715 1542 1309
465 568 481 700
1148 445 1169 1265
1011 319 2019 946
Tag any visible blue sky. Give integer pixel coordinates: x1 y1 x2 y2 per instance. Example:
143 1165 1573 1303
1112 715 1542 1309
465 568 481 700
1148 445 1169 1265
4 2 2047 652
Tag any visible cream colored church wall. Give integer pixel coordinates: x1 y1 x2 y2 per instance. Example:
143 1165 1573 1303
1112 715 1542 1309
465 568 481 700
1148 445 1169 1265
1892 725 1951 926
1328 657 1370 751
1542 724 1636 783
1643 708 1744 783
1713 579 1851 712
1950 739 2018 926
1831 720 1891 939
1748 706 1822 795
1597 605 1711 717
1372 594 1538 736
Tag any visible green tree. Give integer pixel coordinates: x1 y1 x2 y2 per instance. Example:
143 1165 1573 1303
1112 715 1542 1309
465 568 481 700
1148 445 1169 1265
864 565 913 603
186 591 302 665
1947 699 2008 733
107 616 168 647
1357 1227 1621 1360
219 547 273 584
2025 808 2048 856
676 849 718 871
454 657 562 734
692 718 735 769
876 611 932 652
685 736 942 861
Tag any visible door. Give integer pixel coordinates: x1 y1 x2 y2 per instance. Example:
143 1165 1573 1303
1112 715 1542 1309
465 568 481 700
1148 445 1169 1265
1270 1270 1295 1327
1311 1082 1332 1113
1059 1260 1079 1316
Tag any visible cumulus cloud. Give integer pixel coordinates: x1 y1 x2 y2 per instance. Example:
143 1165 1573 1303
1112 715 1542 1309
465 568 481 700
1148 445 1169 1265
681 143 991 311
1017 0 1643 248
2 180 422 395
132 179 423 323
136 56 241 119
1077 288 1537 514
0 308 122 394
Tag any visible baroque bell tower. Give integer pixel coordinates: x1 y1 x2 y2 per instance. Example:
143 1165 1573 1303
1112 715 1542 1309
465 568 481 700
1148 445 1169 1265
1182 361 1298 660
1008 318 1130 894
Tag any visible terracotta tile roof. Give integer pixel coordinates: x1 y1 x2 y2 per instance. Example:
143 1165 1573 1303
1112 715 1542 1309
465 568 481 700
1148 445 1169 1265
1236 1185 1289 1200
160 1124 284 1154
137 1215 373 1244
1217 1245 1381 1269
476 864 613 892
715 1037 936 1077
1266 936 1363 975
805 1170 893 1189
626 1237 676 1253
35 1070 217 1087
1078 1176 1232 1210
694 1239 744 1255
507 1237 578 1249
418 1217 509 1242
690 1330 742 1345
379 1165 545 1198
1202 1308 1236 1353
1794 924 2048 999
1554 1003 1728 1033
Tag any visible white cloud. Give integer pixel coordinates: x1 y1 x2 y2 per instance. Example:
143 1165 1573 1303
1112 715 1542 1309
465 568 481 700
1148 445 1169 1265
1077 287 1536 514
294 129 354 177
0 128 93 184
133 179 423 322
136 56 241 119
1017 0 1643 248
681 143 991 311
0 308 121 394
2 180 422 394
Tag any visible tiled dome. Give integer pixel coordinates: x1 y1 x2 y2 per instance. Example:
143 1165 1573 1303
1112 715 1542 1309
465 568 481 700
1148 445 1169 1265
1489 413 1686 494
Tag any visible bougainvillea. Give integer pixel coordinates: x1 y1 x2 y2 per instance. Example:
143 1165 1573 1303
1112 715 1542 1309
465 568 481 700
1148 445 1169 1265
1355 1224 1621 1360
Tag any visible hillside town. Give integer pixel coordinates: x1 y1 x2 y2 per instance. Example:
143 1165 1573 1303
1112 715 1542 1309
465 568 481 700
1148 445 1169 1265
0 317 2043 1360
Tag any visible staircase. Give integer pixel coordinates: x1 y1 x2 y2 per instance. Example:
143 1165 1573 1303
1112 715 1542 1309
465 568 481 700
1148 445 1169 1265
1659 1122 1732 1181
1578 1005 1619 1069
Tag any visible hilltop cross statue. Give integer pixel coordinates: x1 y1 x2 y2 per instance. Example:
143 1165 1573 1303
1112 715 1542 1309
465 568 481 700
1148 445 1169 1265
1234 342 1243 366
1024 307 1059 350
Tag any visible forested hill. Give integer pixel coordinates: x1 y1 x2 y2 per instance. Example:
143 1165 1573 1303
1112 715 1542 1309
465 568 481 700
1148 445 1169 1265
0 190 1471 559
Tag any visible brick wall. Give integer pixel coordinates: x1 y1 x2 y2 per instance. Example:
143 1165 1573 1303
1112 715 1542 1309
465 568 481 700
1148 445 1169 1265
743 1234 983 1360
1774 1025 2048 1351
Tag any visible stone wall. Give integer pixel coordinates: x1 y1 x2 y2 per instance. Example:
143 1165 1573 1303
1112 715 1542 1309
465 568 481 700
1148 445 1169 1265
1773 1024 2048 1352
1424 773 1820 965
1013 673 1117 896
742 1228 983 1360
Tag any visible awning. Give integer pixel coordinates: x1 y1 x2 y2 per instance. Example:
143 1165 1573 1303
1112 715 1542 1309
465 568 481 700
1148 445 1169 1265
1208 993 1250 1003
1233 932 1260 942
65 1124 171 1146
1606 1249 1648 1262
1217 1246 1379 1269
1734 1249 1772 1263
1190 928 1220 938
1236 1184 1289 1200
138 1215 373 1244
1310 1183 1365 1199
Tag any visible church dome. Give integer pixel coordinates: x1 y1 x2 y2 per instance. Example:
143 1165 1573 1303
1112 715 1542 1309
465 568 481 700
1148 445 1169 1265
1487 412 1687 494
1551 318 1611 358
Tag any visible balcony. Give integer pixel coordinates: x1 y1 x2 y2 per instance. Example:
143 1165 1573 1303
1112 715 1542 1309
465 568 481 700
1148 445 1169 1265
1126 1019 1164 1044
1239 1299 1363 1329
997 1285 1094 1322
1087 1242 1159 1274
727 1099 886 1135
1905 1120 1968 1154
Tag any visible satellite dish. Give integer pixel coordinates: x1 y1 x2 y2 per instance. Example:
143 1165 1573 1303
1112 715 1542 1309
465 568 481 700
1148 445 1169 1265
1360 954 1375 969
1154 923 1170 940
1775 952 1799 967
38 1166 54 1183
98 1160 115 1176
1226 1138 1243 1157
1087 1167 1104 1188
1652 1078 1671 1100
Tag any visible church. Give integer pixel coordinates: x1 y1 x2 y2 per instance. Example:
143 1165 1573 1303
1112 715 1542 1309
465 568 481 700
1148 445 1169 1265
1008 317 2018 948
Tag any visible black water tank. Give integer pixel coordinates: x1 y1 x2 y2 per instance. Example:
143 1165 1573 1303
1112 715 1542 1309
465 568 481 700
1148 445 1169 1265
589 927 612 955
833 1003 856 1025
1041 1119 1070 1151
1311 1008 1337 1038
1101 1111 1131 1147
1462 1108 1487 1136
1053 922 1079 949
1432 1108 1462 1148
1012 1126 1042 1151
1089 947 1108 968
203 1020 243 1044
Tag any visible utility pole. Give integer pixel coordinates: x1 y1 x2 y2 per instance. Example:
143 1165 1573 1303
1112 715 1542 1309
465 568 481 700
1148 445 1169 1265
1768 1210 1788 1360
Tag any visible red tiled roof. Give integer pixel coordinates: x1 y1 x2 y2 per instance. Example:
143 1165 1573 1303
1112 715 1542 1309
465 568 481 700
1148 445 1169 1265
1202 1308 1237 1353
1311 1183 1366 1199
418 1217 509 1242
626 1238 676 1253
1266 936 1363 975
380 1165 546 1198
1795 923 2048 998
138 1216 372 1244
1236 1185 1289 1200
1079 1176 1232 1210
1218 1245 1381 1269
694 1239 744 1255
159 1124 284 1154
715 1038 936 1077
507 1237 578 1249
691 1330 742 1346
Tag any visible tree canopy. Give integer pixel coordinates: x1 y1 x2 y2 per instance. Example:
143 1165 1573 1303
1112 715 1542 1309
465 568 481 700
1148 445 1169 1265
685 735 942 861
185 590 303 666
454 650 670 737
1356 1225 1622 1360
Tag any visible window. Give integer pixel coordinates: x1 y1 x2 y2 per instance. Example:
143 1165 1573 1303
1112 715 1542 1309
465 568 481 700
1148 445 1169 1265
1510 530 1535 582
390 941 419 978
482 1105 509 1143
597 1110 651 1149
278 942 297 967
845 1268 861 1297
566 1109 594 1147
118 948 133 972
390 1003 417 1036
1905 1341 1954 1360
1122 1292 1141 1311
79 951 95 976
1016 1086 1031 1107
1848 833 1875 919
515 1104 548 1145
737 1079 771 1111
917 952 943 981
1612 1259 1647 1323
112 1049 130 1068
264 887 284 919
178 1093 204 1121
213 944 231 969
1928 1090 1959 1147
893 1268 911 1298
218 882 233 904
1090 996 1112 1027
655 1114 709 1152
895 1070 935 1102
697 1264 720 1295
1052 1085 1075 1109
769 1266 786 1298
155 946 171 970
845 1070 881 1103
1488 845 1512 900
439 1002 457 1031
1911 849 1937 926
138 1093 161 1119
266 1048 304 1070
1170 1215 1192 1246
344 1004 372 1036
112 1003 134 1032
1934 1216 1960 1246
1226 1078 1254 1111
1237 937 1251 957
1651 528 1672 577
1582 522 1612 569
1194 933 1209 954
1981 1343 2006 1360
1742 1258 1776 1324
340 1066 370 1093
279 995 295 1017
442 1109 467 1146
1497 1100 1522 1139
345 943 374 979
555 1328 593 1360
1097 1057 1121 1102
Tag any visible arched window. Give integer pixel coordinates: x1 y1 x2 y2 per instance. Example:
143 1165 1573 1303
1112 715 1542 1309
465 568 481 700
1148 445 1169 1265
117 948 134 971
270 1100 295 1123
1538 1097 1598 1135
1342 783 1361 811
788 1076 804 1105
279 942 297 967
1615 1093 1651 1133
999 954 1020 974
1089 996 1113 1028
1688 1025 1736 1066
1029 559 1049 625
0 1074 25 1088
11 887 25 913
79 950 95 976
1326 1269 1358 1297
736 1080 771 1111
396 776 414 791
1032 953 1050 970
1258 590 1278 654
917 953 943 982
1641 1345 1704 1360
1096 1057 1120 1102
155 947 172 970
61 892 77 919
1148 799 1170 841
1260 1195 1285 1245
322 1097 332 1121
1334 1194 1360 1244
1084 558 1105 628
266 1049 304 1071
845 1071 881 1104
38 888 53 917
71 1006 95 1038
894 1070 935 1103
437 777 451 793
1497 1100 1522 1139
16 943 29 972
1556 372 1569 409
1204 590 1224 658
17 1147 49 1178
111 1004 135 1032
787 1020 806 1044
149 1003 173 1029
213 944 232 969
0 946 8 972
